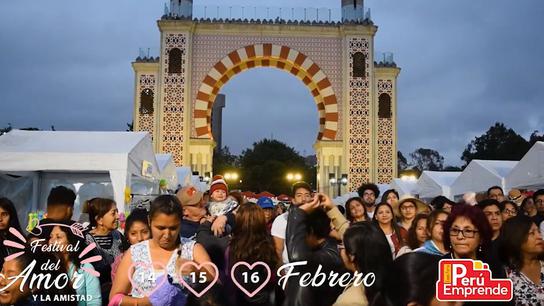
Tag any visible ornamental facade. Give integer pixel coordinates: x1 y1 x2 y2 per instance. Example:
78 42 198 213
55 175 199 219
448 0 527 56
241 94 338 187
132 0 400 193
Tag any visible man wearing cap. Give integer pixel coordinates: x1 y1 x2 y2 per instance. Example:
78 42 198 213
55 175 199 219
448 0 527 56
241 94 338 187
271 181 312 264
257 196 275 233
176 186 208 239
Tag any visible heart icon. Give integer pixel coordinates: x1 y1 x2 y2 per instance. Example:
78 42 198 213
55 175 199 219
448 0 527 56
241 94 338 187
230 261 271 298
127 261 167 297
177 261 219 298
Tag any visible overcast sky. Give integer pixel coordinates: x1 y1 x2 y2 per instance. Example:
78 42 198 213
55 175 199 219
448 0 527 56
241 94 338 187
1 0 543 166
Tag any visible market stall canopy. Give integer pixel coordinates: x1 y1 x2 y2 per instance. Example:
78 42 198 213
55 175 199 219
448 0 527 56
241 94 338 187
0 130 159 218
415 171 461 200
506 141 544 190
451 160 517 197
176 166 192 188
155 153 178 190
390 178 417 197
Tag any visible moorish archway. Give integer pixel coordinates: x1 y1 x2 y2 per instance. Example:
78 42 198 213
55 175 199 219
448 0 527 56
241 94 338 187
131 0 400 195
193 44 338 141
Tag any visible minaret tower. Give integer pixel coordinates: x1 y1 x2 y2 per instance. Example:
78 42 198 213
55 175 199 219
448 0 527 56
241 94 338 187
341 0 364 22
169 0 193 18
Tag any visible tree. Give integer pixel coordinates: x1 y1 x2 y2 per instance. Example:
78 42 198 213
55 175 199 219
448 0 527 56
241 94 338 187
239 139 309 195
529 130 544 146
213 146 239 178
461 122 530 165
397 151 409 174
0 124 12 136
410 148 444 171
444 165 462 171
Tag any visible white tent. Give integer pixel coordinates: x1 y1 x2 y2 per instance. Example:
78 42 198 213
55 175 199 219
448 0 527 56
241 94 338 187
377 183 391 198
415 171 461 200
333 191 358 206
0 130 160 224
451 160 517 197
155 153 179 190
390 178 417 197
176 166 193 188
506 141 544 190
191 175 209 192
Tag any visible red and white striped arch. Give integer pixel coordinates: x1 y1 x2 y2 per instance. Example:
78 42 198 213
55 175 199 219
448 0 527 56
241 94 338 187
193 44 339 141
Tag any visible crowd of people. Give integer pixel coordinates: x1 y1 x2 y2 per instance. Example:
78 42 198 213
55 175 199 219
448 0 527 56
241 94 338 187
0 175 543 306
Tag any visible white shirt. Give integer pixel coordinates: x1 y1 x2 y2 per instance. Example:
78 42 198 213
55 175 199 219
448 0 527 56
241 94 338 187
271 212 289 264
367 210 375 219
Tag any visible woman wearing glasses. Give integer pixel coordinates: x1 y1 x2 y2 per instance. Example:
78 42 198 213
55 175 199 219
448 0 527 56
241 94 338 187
442 204 506 279
500 200 518 221
499 215 544 306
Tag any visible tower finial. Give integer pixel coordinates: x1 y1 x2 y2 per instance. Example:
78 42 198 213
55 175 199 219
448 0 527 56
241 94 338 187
341 0 364 22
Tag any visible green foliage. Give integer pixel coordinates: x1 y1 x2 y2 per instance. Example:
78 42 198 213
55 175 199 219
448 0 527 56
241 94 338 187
213 146 239 176
397 151 408 173
410 148 444 171
239 139 310 195
461 122 530 165
529 130 544 146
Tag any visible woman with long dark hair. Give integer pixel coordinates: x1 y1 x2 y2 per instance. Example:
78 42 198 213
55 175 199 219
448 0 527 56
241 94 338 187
397 213 429 257
110 195 214 306
0 197 25 266
371 253 444 306
0 248 77 306
226 202 279 306
499 215 544 305
49 222 102 305
415 209 449 256
83 198 125 304
345 197 368 223
372 203 406 258
334 222 393 306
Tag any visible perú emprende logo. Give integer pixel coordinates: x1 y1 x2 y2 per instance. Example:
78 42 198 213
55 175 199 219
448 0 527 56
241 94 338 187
436 259 513 302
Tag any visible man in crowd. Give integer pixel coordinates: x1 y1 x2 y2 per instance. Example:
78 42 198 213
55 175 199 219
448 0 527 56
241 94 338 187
283 192 345 306
532 189 544 233
476 199 506 279
30 186 76 240
177 185 207 239
478 199 503 241
487 186 505 202
271 181 312 264
357 183 380 219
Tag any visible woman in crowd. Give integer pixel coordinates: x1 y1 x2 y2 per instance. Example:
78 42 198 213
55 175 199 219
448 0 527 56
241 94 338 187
334 222 393 306
430 196 456 213
110 195 215 306
371 253 461 306
372 203 406 258
394 197 427 231
83 198 125 304
416 209 449 256
397 213 429 256
49 222 102 305
443 204 493 260
442 204 507 280
0 197 24 267
345 197 369 223
380 189 399 207
226 202 280 306
111 208 150 280
0 248 77 306
500 200 518 221
499 215 544 305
